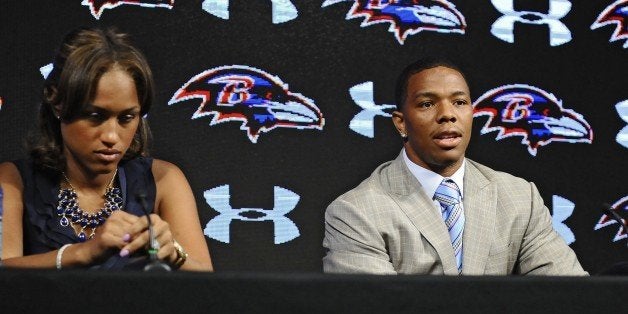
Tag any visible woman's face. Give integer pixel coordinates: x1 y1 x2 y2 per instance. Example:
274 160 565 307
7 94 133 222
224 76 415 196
60 66 141 176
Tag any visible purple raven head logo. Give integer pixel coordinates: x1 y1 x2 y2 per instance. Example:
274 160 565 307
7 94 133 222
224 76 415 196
322 0 466 44
594 196 628 243
82 0 174 20
168 65 324 143
473 84 593 156
591 0 628 48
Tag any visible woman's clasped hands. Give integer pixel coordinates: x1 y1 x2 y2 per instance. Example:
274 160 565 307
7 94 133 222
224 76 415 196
84 211 179 265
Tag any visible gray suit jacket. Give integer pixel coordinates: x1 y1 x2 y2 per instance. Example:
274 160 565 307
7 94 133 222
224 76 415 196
323 152 587 275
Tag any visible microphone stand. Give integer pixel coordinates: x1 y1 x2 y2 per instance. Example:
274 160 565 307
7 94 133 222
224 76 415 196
602 203 628 249
136 193 171 271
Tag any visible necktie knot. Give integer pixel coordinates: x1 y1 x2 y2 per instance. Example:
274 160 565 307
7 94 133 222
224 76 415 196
434 179 461 209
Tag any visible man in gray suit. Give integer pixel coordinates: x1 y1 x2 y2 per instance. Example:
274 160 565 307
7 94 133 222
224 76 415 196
323 57 587 275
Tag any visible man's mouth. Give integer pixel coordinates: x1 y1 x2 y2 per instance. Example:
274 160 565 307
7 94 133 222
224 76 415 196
434 131 462 148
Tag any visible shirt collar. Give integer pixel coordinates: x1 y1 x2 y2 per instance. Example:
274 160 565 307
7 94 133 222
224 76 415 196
402 148 465 200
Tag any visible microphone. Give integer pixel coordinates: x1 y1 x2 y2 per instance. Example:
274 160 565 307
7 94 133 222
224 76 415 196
602 203 628 248
136 191 171 271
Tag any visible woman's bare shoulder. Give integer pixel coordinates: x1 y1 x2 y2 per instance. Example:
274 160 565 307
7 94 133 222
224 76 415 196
0 161 22 186
150 158 186 182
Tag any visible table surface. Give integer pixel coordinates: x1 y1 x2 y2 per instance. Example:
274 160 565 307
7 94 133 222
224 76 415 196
0 269 626 313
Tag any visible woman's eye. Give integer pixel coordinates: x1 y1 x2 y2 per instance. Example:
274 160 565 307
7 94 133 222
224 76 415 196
86 112 103 121
119 114 136 123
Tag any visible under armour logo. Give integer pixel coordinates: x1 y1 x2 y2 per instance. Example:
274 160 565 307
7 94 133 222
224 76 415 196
348 81 396 138
552 195 575 245
490 0 572 46
202 0 298 24
203 185 300 244
40 63 53 79
616 100 628 149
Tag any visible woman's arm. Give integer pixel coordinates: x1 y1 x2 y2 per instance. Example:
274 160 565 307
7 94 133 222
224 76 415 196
151 159 213 271
0 162 138 268
1 161 27 263
0 162 93 268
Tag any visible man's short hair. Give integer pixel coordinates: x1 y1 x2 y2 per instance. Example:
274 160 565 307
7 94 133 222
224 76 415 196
394 57 468 111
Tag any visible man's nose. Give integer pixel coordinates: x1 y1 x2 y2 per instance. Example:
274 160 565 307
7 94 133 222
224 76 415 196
437 102 457 123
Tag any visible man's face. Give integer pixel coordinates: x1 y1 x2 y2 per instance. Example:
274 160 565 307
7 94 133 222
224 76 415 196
392 66 473 177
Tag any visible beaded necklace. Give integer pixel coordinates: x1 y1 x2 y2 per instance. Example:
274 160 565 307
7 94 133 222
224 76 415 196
56 170 123 242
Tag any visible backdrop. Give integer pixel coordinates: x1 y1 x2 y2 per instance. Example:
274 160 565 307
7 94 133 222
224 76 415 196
0 0 626 274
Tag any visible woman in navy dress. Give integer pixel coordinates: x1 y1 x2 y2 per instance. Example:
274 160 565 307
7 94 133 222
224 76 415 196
0 27 212 271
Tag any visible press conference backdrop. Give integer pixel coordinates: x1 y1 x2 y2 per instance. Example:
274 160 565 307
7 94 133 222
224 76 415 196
0 1 626 273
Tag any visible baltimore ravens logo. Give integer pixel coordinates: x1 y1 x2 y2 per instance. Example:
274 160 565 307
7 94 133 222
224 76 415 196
82 0 174 20
169 65 324 143
322 0 466 45
591 0 628 48
594 196 628 242
473 84 593 156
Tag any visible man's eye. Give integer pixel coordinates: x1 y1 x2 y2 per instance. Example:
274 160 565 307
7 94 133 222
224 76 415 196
419 102 434 108
454 100 468 106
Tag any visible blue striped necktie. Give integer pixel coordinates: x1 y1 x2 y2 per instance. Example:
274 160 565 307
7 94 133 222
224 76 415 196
434 179 465 274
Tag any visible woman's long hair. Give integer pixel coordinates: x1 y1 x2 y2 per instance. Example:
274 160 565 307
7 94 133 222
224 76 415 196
29 27 154 173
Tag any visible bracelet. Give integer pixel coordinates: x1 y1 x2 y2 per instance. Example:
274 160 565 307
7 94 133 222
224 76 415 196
56 244 72 270
172 240 188 269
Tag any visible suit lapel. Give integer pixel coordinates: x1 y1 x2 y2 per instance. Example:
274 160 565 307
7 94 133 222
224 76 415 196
461 161 496 275
386 153 459 275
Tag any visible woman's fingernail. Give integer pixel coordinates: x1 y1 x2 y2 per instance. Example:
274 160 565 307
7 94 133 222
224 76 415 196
122 234 131 242
119 249 129 257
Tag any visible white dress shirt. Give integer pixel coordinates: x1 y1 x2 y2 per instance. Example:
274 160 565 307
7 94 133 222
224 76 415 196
402 148 465 213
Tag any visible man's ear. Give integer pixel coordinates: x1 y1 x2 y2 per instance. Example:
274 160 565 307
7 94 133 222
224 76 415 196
392 111 406 137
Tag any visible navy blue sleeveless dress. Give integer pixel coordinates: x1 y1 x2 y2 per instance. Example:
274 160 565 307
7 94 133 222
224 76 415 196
13 157 156 269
